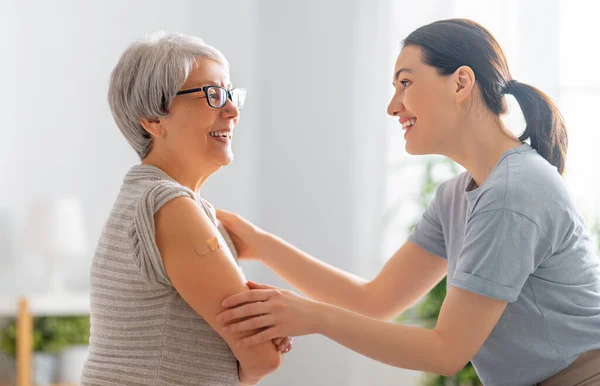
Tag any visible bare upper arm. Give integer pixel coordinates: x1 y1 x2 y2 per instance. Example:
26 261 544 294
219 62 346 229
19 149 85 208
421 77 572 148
434 286 508 375
154 196 282 375
366 241 448 319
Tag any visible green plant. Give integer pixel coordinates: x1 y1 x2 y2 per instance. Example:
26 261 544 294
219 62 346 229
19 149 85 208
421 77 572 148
0 316 90 357
46 316 91 346
0 321 17 356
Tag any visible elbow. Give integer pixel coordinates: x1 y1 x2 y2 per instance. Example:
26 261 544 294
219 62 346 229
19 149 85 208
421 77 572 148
360 283 400 321
364 308 393 321
361 302 398 321
265 351 283 373
437 354 470 377
430 331 469 377
247 350 283 377
439 363 463 377
429 355 464 377
355 294 383 320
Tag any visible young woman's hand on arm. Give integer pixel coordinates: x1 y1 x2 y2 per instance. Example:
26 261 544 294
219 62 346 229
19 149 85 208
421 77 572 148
217 209 447 320
217 282 507 376
155 198 285 385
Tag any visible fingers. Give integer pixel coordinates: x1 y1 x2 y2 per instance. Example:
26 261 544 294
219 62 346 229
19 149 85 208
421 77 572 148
217 300 271 324
215 210 236 234
221 289 273 309
215 209 234 223
216 209 244 228
246 280 278 290
223 315 275 334
272 337 284 346
273 337 293 353
238 327 279 347
278 337 293 353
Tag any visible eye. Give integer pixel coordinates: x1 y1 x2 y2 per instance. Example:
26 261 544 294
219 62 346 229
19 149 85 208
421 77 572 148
206 89 223 100
399 80 411 90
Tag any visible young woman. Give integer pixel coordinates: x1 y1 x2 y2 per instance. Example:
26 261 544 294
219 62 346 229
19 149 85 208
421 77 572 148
215 19 600 386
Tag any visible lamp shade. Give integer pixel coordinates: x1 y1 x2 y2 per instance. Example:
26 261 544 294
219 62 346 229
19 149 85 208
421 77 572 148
24 195 88 258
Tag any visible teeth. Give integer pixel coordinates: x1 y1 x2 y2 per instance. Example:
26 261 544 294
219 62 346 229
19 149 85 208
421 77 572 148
209 132 232 139
402 119 416 129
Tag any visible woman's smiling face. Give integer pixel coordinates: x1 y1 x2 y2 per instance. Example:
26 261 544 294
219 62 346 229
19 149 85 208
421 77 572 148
387 45 461 156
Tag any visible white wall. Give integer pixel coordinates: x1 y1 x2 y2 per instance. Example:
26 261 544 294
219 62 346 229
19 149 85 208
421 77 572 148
248 0 424 384
0 0 20 285
252 0 380 384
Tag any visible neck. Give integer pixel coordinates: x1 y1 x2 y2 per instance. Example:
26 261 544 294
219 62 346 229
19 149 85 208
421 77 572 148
443 111 522 187
142 149 218 193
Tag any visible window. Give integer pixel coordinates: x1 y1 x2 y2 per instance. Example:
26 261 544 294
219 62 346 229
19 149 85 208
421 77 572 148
558 0 600 222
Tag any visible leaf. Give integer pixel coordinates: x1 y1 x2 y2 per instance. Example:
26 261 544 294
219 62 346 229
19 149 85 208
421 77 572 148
0 315 90 356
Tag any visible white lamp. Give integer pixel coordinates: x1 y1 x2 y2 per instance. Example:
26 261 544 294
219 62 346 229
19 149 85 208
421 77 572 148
24 195 88 293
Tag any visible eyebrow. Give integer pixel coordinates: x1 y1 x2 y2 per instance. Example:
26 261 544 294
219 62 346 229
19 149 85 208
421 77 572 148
394 68 413 80
192 81 233 89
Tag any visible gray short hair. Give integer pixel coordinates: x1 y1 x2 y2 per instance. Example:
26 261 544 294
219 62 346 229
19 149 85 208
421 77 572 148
108 31 229 159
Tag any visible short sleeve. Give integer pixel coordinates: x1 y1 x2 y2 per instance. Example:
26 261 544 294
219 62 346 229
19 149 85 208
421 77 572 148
217 222 239 262
408 188 447 259
129 181 196 288
451 209 551 302
197 198 239 263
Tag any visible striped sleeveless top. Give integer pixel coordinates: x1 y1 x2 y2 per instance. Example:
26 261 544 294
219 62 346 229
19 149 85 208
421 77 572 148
81 164 239 385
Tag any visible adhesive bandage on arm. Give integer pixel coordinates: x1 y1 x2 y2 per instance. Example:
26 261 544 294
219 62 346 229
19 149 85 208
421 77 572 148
195 236 225 256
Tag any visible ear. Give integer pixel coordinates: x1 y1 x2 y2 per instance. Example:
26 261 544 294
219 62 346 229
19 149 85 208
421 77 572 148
140 118 164 138
452 65 476 103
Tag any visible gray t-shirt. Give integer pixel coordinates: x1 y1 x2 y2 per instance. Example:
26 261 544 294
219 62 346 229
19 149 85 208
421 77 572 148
409 144 600 386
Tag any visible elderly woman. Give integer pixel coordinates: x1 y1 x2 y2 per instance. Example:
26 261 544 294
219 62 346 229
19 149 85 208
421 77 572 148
80 32 289 386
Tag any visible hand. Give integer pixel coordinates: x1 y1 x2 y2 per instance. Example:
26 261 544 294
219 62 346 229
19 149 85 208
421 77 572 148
216 209 269 260
272 336 293 354
217 281 322 347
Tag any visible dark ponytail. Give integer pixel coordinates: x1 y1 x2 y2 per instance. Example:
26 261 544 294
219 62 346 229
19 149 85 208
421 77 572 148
404 19 568 174
504 81 568 174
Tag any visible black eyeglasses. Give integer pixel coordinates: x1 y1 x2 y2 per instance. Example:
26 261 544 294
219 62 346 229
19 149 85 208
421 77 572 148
176 86 246 110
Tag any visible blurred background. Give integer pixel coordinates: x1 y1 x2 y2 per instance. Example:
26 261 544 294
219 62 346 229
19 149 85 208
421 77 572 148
0 0 598 385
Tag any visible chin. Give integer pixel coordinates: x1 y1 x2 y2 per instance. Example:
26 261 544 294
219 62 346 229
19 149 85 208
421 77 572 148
405 142 421 155
405 143 433 156
216 153 234 166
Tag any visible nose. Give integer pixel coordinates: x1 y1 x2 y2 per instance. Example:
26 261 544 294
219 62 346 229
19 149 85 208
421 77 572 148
220 98 240 120
387 91 405 117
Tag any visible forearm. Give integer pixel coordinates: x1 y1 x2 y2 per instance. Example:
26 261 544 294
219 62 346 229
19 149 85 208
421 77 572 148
260 234 373 315
312 302 456 376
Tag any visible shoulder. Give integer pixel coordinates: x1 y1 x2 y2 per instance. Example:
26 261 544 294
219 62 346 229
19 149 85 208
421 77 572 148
125 163 197 217
434 171 471 204
474 146 571 217
154 194 213 242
